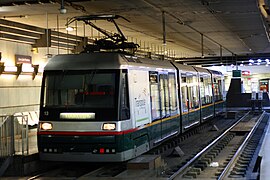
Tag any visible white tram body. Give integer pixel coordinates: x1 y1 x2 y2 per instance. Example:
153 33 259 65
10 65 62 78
38 52 224 162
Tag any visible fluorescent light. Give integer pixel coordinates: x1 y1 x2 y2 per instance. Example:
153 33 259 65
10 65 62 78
5 66 17 72
66 26 74 32
22 64 34 73
249 59 254 63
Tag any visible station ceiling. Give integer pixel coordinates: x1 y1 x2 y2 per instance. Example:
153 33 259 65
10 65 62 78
0 0 270 66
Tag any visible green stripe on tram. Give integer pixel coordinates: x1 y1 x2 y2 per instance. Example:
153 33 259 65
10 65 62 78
136 117 149 122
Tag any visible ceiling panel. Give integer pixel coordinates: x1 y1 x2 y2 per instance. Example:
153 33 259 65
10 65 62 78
0 0 269 65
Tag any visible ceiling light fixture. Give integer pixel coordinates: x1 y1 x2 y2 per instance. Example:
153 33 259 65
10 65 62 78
59 0 67 14
65 26 74 31
249 59 254 63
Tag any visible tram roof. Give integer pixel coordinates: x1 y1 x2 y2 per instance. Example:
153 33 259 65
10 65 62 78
44 52 175 71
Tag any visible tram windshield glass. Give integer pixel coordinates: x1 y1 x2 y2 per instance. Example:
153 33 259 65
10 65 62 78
42 70 118 108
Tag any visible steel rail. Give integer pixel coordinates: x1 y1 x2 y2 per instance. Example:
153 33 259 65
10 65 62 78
217 111 266 180
168 111 251 180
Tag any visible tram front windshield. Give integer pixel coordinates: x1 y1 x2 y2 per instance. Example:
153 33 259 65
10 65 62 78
42 70 117 108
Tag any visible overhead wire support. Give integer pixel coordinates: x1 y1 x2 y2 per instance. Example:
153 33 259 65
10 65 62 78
66 14 139 53
162 11 166 45
201 33 204 58
167 11 235 55
66 14 129 43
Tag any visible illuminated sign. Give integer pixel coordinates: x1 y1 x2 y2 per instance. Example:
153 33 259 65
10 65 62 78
232 70 241 77
60 112 95 119
15 55 32 64
242 70 251 76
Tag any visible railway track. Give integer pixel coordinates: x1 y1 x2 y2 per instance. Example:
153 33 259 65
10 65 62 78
24 112 235 180
26 162 104 180
167 111 268 180
16 111 253 180
75 112 243 179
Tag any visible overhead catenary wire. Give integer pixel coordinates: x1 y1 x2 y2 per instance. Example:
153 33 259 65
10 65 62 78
141 0 235 55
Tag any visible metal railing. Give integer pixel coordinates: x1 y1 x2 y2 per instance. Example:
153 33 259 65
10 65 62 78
0 115 15 157
0 114 32 176
0 115 14 176
14 114 30 156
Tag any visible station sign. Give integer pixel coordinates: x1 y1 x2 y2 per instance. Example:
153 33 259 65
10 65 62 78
15 55 32 64
232 70 241 77
242 70 251 76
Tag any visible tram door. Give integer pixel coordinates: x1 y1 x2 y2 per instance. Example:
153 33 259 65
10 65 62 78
130 70 151 127
149 72 162 142
180 74 189 129
186 73 200 126
159 73 171 139
181 72 200 130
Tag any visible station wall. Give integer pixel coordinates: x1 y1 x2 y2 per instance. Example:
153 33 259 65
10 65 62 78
0 40 66 116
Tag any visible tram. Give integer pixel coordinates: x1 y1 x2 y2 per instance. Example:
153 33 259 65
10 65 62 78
37 52 225 162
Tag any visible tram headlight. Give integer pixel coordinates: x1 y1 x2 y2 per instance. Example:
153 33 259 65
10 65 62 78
102 123 116 130
40 122 53 130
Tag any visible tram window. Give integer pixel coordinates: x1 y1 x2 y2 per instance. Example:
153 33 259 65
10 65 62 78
213 78 222 101
205 77 213 104
200 77 206 105
46 75 83 106
44 72 116 108
187 74 199 109
200 75 213 105
121 72 130 120
149 72 161 120
160 74 170 117
150 73 158 83
217 79 223 100
181 73 188 112
168 73 177 114
200 77 203 82
182 76 187 83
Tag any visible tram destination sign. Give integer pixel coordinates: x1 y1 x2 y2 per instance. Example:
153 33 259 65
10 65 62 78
60 112 95 120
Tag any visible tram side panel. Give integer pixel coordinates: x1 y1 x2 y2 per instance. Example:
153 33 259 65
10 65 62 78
127 69 151 156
